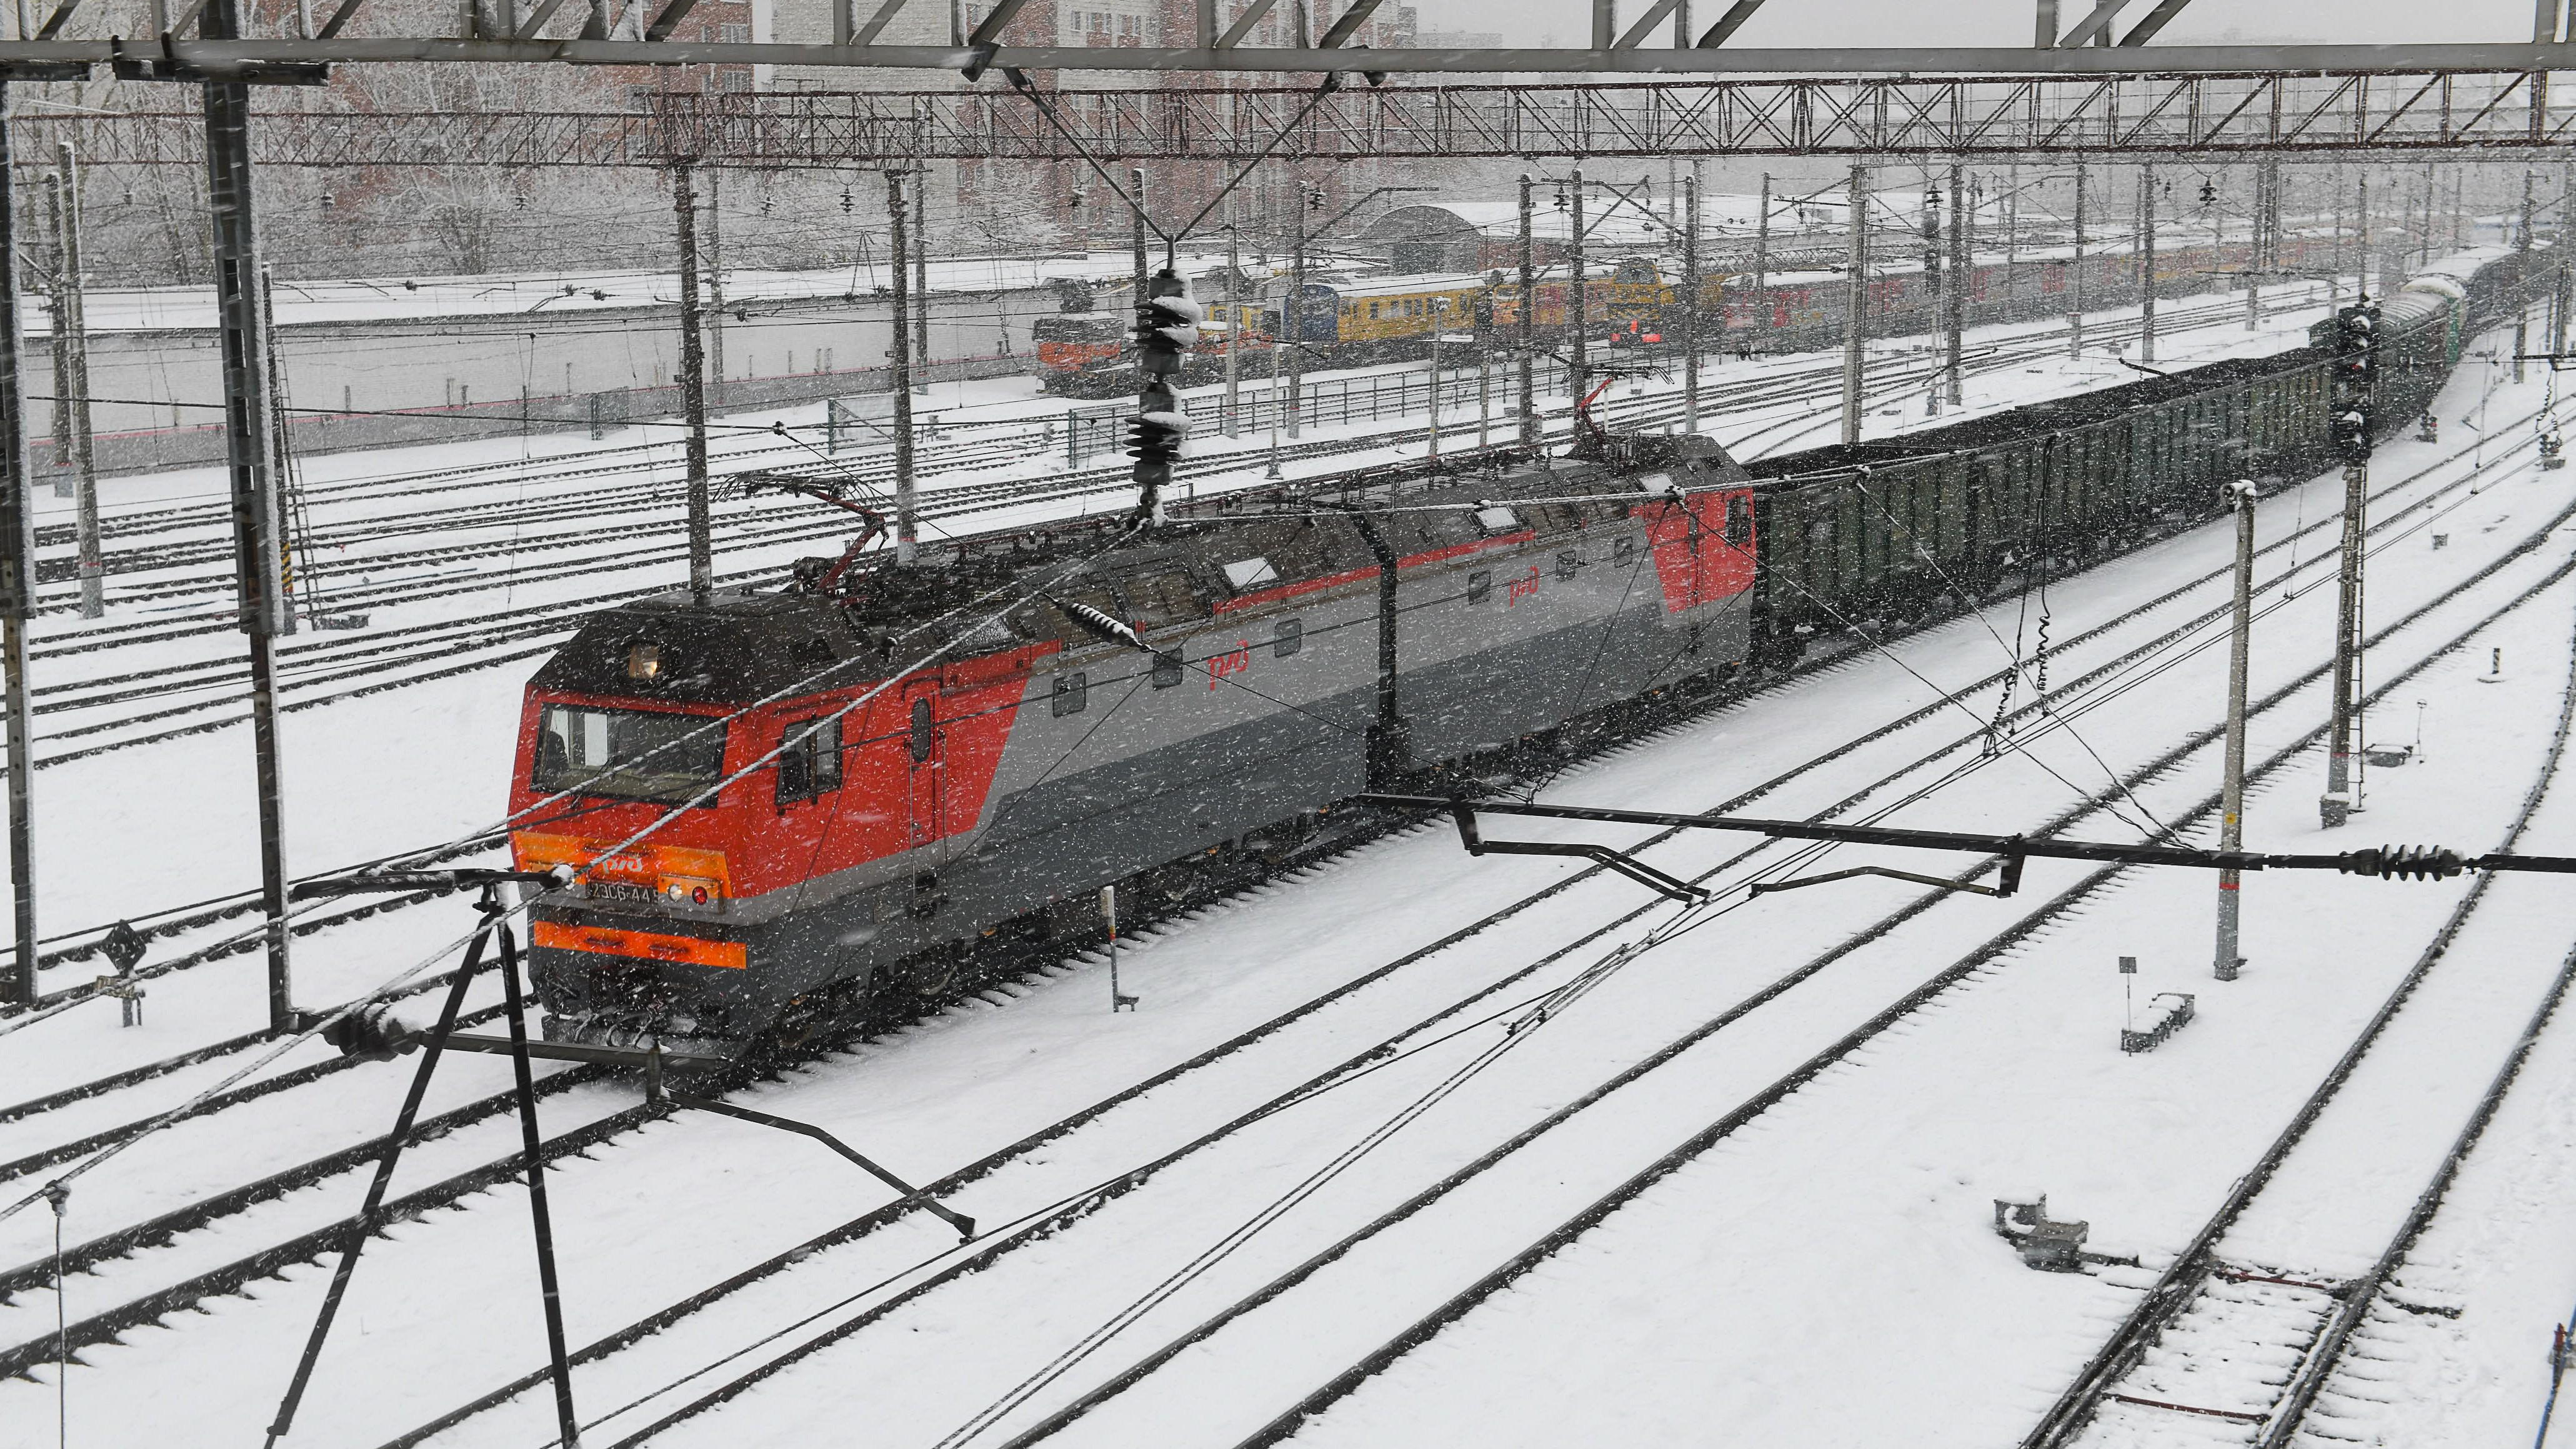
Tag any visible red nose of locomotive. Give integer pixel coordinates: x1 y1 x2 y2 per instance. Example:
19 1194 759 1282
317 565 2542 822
506 589 888 1050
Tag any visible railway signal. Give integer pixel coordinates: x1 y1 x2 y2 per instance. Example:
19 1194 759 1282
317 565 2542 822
2330 300 2380 464
2325 298 2379 827
1128 267 1199 522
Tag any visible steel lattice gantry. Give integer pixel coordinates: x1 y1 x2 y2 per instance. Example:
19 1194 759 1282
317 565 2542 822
18 71 2576 167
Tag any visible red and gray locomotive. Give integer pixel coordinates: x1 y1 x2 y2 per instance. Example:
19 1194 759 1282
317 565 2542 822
509 435 1758 1052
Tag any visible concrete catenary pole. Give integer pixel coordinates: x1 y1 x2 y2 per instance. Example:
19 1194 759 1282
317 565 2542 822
1682 168 1700 432
1517 174 1536 444
913 169 931 391
1569 166 1587 410
1288 171 1305 441
206 31 296 1032
2139 162 2158 365
674 162 716 597
1947 160 1967 407
2215 479 2255 980
887 169 917 564
0 81 37 1007
704 167 725 409
2322 446 2367 828
56 142 94 619
1223 220 1241 438
1922 176 1942 417
1841 163 1868 446
1426 299 1443 461
41 174 64 501
2515 169 2535 384
2069 159 2086 357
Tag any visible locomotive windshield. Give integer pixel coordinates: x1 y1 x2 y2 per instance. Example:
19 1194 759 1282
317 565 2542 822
534 705 729 806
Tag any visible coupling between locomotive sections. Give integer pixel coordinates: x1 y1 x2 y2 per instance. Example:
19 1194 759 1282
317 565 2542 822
356 425 2576 1449
524 422 2576 1449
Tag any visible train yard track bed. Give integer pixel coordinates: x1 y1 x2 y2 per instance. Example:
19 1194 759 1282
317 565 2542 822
9 332 2572 1444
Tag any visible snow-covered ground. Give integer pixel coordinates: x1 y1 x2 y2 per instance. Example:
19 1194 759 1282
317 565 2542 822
5 280 2564 1449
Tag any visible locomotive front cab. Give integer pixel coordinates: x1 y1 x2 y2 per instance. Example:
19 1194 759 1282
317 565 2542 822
506 590 886 1050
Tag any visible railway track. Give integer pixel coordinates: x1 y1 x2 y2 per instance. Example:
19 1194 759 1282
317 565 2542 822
12 346 2530 1025
26 287 2305 635
26 294 2324 766
419 404 2576 1449
5 383 2514 1441
2023 600 2576 1448
0 412 2466 1404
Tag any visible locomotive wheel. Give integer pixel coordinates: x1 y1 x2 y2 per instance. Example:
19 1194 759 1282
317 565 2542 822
892 945 967 998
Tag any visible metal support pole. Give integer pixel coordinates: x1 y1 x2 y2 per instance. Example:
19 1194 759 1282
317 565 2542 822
1922 177 1942 417
912 167 930 391
1287 174 1305 442
1517 173 1535 446
494 917 581 1448
1477 313 1491 448
0 81 36 1009
2516 169 2535 384
2215 479 2254 980
1569 165 1587 409
2322 458 2365 827
206 63 295 1033
1425 305 1441 461
2069 159 2086 358
2138 162 2157 365
704 167 724 409
40 174 64 500
2245 162 2264 332
264 927 489 1448
1754 171 1771 296
1223 222 1241 438
1841 162 1867 446
1946 160 1966 407
57 142 94 620
887 169 917 564
672 162 715 597
1682 169 1700 432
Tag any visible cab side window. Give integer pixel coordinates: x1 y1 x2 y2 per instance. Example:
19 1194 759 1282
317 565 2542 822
776 715 842 805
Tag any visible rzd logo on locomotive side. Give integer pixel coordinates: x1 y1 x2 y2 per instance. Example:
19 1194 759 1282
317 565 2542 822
1208 640 1252 689
1506 566 1544 607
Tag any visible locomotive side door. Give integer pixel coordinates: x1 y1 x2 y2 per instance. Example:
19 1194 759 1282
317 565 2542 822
902 675 944 859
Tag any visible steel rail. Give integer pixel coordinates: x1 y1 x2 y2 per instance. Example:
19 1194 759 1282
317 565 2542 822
2023 564 2576 1449
370 349 2405 1446
453 409 2576 1449
642 447 2576 1449
1210 519 2576 1449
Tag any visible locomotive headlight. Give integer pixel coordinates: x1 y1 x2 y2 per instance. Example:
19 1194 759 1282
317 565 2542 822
627 643 663 680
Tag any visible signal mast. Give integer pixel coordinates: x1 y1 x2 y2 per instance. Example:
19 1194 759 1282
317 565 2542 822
2321 296 2379 828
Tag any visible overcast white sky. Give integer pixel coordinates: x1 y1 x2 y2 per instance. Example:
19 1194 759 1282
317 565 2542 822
1410 0 2543 47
